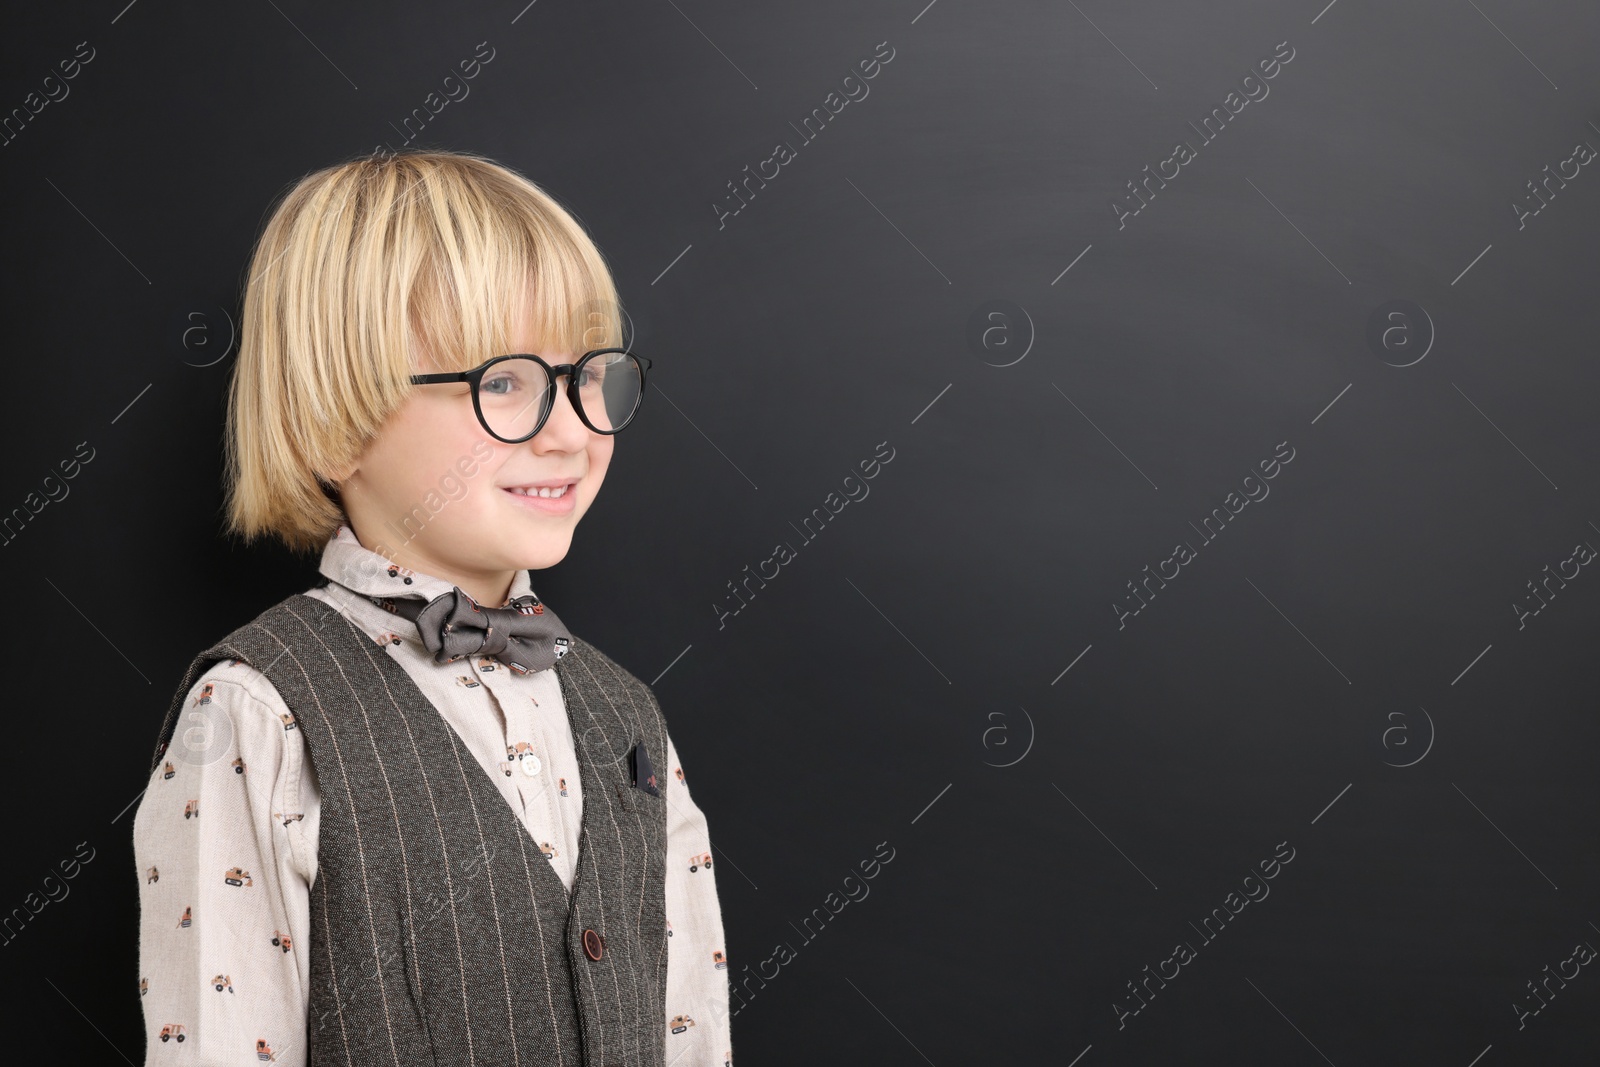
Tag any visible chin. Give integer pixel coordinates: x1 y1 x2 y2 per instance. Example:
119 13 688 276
518 539 575 572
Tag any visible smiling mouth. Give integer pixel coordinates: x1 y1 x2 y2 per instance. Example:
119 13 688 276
503 483 575 499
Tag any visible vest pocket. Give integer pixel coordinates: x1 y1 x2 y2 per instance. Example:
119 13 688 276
621 780 668 815
310 903 437 1065
395 913 439 1065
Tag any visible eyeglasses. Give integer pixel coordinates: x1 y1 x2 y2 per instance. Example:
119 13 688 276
410 348 652 443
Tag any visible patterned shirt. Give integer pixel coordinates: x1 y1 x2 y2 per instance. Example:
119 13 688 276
133 523 732 1064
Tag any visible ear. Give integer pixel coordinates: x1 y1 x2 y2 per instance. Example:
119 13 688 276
320 458 357 484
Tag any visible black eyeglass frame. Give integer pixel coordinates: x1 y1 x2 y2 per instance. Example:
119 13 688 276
409 348 652 443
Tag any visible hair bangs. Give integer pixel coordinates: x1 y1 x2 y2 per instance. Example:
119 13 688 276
405 163 625 376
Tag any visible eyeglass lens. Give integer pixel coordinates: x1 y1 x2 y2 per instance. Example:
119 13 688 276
479 352 643 439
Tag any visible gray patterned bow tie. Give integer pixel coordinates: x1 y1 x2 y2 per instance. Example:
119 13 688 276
366 587 572 674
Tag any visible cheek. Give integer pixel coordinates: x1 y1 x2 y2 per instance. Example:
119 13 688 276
393 398 480 473
587 437 616 484
393 399 499 504
467 444 516 504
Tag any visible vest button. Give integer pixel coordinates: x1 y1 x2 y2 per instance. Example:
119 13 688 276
582 928 605 961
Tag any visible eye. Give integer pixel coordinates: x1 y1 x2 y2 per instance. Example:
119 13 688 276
481 370 522 396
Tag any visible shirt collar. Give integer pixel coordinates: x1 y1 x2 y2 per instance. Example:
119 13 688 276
313 522 536 647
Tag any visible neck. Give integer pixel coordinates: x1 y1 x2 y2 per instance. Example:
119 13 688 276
347 520 516 607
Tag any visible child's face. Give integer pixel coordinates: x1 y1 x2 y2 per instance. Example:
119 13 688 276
334 326 614 603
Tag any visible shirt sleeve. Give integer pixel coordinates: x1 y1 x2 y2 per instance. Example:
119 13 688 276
133 661 318 1065
661 731 733 1065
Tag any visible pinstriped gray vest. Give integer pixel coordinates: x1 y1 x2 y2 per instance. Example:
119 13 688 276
150 593 670 1067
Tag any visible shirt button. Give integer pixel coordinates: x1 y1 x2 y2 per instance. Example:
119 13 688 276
521 755 542 777
582 928 605 961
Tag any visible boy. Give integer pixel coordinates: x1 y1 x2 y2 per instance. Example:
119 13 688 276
134 149 733 1065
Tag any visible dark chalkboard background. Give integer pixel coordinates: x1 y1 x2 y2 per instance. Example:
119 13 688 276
3 0 1598 1062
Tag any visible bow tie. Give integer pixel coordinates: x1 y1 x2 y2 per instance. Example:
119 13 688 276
365 587 572 674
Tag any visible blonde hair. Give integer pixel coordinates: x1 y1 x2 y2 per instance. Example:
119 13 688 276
223 148 625 554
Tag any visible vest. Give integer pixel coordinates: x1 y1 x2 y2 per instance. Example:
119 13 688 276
149 593 671 1067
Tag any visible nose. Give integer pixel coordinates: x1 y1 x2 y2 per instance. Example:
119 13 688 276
532 371 590 442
